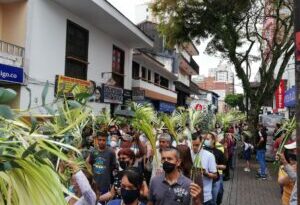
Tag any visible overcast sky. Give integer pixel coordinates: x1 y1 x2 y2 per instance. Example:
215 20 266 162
107 0 244 92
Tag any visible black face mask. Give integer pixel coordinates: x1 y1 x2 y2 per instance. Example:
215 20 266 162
163 161 176 173
121 188 140 204
119 161 130 170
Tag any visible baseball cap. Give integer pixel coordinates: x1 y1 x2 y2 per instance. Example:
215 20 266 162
284 141 296 150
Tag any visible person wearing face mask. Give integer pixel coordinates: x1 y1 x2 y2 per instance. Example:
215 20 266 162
108 148 149 202
191 132 218 205
107 168 147 205
148 147 202 205
204 133 226 205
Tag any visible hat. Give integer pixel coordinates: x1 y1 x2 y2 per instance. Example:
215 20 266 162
284 141 296 150
158 133 171 141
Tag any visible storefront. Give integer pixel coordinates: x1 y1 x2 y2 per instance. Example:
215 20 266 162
0 63 24 108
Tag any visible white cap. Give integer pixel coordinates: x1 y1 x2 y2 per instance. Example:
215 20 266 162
284 141 296 150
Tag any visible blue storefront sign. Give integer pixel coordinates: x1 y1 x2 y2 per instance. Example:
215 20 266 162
0 63 23 84
284 86 296 107
159 101 175 113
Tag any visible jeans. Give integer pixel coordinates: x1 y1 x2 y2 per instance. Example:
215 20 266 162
204 199 216 205
212 175 223 204
256 149 266 176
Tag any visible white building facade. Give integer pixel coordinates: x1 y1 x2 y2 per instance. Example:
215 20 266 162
0 0 152 113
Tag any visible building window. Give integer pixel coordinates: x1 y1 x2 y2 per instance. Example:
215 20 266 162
112 46 125 88
65 20 89 80
142 66 147 80
132 61 140 79
160 76 169 88
154 73 160 84
148 70 151 81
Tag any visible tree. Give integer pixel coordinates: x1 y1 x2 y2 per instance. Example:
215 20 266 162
151 0 294 128
225 94 245 111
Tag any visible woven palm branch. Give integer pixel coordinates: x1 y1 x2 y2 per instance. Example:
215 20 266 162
216 110 245 132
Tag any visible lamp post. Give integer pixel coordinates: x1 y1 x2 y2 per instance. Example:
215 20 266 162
294 0 300 201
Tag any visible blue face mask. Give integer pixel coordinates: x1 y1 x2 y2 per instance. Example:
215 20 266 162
68 185 75 194
204 139 212 148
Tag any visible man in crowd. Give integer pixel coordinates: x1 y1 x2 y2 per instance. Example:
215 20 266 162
191 132 218 205
148 147 202 205
147 133 172 178
86 131 117 198
255 124 267 180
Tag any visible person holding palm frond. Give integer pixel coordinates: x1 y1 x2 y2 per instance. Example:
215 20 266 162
191 132 218 205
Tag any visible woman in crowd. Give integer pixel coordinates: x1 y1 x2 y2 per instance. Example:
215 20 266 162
177 144 193 178
107 168 147 205
204 132 226 205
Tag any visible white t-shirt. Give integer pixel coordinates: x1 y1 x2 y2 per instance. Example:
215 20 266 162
65 171 102 205
191 149 217 203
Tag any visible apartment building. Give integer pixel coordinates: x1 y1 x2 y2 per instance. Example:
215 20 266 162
0 0 153 113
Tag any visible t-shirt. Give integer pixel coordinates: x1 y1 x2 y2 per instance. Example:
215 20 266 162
278 166 295 205
149 174 193 205
89 148 117 193
256 130 267 150
191 149 217 203
107 199 145 205
205 147 226 176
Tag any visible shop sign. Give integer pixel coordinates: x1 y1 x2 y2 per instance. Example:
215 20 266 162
159 101 175 113
0 63 23 84
101 84 123 104
132 88 145 101
284 86 296 108
123 89 132 103
55 75 93 97
275 80 285 109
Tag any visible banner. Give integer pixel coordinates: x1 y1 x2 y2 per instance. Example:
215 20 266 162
55 75 93 97
101 84 123 104
275 80 285 109
284 86 296 108
0 63 23 84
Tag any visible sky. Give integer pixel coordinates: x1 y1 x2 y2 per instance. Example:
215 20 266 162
107 0 244 92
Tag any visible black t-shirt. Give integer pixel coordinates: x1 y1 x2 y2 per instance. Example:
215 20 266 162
205 147 226 182
256 129 267 150
89 148 117 193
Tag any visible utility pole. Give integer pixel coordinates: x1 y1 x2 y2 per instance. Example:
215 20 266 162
294 0 300 201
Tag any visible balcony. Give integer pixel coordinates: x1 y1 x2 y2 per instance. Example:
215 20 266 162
132 78 177 103
0 40 24 67
179 54 199 75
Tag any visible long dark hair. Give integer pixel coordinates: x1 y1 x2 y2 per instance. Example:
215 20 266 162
122 167 143 189
177 144 193 178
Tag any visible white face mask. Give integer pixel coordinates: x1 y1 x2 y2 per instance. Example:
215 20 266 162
110 141 118 148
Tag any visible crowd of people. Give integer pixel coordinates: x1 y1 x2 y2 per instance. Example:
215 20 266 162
63 120 297 205
240 123 297 205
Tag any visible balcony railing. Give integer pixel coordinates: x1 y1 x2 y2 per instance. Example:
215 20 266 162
0 40 24 57
189 57 199 74
0 40 24 67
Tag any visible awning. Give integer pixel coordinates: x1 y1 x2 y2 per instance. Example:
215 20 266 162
174 81 190 94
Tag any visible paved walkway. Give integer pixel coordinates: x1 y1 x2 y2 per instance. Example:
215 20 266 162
222 152 282 205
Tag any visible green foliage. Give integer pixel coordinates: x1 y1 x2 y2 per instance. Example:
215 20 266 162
0 88 17 104
225 94 245 111
216 110 246 132
152 0 294 125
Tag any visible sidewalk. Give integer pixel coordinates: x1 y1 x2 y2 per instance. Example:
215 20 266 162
222 153 281 205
